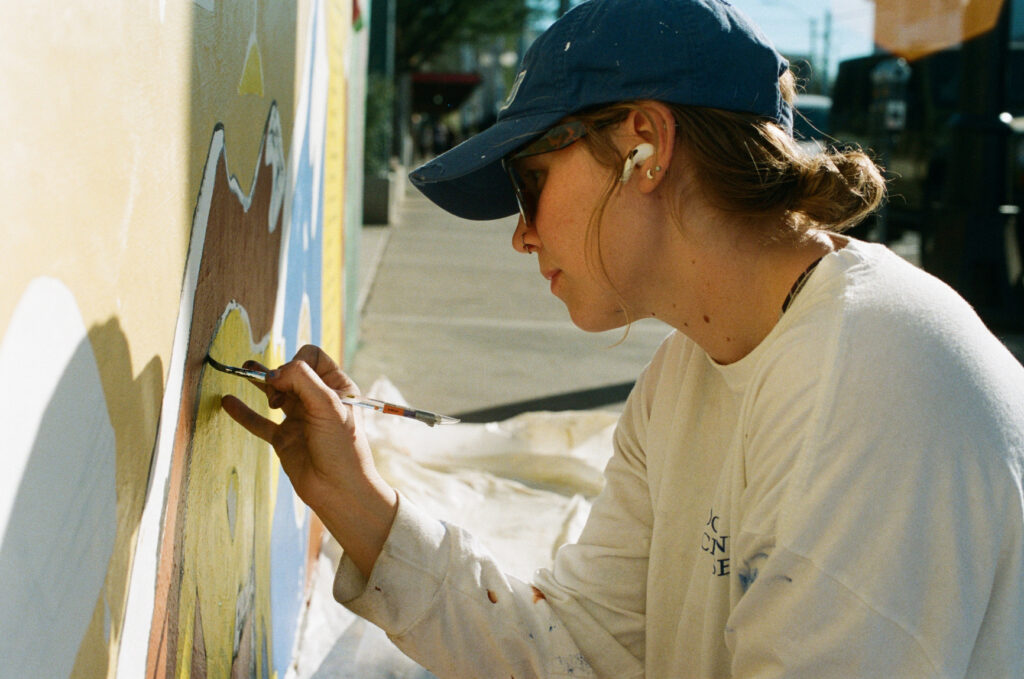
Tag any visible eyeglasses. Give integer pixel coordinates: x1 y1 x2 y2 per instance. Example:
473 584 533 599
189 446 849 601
502 120 591 228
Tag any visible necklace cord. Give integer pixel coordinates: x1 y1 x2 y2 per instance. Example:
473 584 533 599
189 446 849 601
781 256 825 314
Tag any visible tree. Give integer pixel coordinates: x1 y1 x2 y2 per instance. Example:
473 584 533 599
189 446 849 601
396 0 531 71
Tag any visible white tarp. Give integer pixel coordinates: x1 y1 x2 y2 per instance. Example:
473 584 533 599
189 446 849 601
291 378 618 679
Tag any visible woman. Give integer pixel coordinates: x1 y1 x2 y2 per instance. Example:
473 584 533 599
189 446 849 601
224 0 1024 676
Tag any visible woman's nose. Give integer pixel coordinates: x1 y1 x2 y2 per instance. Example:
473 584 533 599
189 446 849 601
512 215 536 254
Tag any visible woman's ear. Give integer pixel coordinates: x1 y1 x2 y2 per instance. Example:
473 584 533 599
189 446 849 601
623 101 676 194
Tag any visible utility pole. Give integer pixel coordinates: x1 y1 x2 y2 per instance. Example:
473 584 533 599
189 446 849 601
822 8 832 86
760 0 832 90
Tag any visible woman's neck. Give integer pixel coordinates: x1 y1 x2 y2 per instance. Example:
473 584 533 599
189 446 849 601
652 229 838 364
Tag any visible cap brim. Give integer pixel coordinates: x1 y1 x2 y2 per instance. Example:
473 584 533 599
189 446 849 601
409 110 567 221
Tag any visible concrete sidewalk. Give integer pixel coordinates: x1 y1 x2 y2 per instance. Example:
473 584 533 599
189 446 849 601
349 185 669 421
351 189 1024 420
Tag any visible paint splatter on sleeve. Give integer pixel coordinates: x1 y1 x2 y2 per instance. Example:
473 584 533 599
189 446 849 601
336 494 598 678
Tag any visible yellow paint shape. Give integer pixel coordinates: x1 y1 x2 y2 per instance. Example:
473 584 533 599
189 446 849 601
174 306 283 677
321 0 349 360
238 35 265 97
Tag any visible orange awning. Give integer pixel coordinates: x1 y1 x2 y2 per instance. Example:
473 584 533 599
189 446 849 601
874 0 1008 60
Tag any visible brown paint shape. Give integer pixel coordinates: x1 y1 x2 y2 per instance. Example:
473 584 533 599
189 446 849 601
531 586 546 604
487 589 498 604
191 595 208 679
230 599 255 679
148 111 284 678
226 467 239 540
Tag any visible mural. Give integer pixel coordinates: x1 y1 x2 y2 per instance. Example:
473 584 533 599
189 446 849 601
0 0 367 677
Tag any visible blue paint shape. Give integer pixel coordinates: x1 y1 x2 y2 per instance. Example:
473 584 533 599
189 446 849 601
281 0 326 362
271 2 325 675
270 471 309 673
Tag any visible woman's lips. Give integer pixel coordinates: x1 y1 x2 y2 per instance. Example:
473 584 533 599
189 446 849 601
543 268 561 293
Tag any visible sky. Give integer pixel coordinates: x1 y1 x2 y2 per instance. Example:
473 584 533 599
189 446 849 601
539 0 878 78
727 0 876 75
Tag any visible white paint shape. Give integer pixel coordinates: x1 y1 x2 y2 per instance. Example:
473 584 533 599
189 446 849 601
0 277 117 678
264 104 287 233
290 1 328 251
272 1 326 343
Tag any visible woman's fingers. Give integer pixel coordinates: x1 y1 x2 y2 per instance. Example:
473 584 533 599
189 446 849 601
240 359 286 404
291 344 358 395
233 347 354 412
221 394 278 443
223 347 360 462
265 359 346 421
242 359 270 374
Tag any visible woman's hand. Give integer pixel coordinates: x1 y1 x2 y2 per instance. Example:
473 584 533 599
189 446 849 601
221 344 397 578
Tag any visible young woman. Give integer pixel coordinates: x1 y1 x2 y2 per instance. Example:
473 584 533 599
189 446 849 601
224 0 1024 676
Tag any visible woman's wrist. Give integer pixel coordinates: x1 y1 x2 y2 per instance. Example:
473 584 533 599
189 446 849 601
313 477 399 579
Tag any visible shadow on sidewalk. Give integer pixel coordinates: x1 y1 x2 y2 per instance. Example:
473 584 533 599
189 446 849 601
454 381 636 423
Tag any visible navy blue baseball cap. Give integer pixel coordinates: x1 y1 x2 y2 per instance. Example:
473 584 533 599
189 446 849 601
409 0 792 221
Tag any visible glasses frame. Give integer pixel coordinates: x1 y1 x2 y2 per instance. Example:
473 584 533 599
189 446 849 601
502 120 592 229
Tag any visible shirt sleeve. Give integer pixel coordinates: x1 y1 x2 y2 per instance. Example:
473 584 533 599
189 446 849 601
334 492 597 678
332 361 660 679
532 384 654 678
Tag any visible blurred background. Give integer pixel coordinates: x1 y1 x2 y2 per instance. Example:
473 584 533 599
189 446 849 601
363 0 1024 334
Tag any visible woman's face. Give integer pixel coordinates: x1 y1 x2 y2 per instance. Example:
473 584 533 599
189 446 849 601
511 134 668 332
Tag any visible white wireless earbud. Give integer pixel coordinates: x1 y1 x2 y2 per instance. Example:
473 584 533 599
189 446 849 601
620 143 656 182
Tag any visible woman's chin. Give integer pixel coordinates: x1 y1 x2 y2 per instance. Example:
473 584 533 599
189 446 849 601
566 306 631 334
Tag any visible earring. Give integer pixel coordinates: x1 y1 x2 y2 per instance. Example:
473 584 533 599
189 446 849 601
521 231 534 254
645 165 662 180
620 143 655 182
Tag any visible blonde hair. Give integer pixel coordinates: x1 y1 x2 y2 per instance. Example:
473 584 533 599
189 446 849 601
567 71 886 242
556 71 886 330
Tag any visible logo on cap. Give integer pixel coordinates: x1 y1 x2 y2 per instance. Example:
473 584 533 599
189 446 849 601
500 69 527 112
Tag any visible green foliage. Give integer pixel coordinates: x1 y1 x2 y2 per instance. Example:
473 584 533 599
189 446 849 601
396 0 532 71
364 73 395 176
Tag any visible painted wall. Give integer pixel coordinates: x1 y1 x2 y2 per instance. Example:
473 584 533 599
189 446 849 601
0 1 367 677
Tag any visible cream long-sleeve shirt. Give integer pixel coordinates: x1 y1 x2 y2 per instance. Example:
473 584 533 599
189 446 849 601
334 240 1024 678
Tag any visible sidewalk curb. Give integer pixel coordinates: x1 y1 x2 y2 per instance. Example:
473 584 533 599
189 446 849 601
356 225 392 319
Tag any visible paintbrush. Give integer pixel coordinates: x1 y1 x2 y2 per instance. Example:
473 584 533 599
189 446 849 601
205 354 459 427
